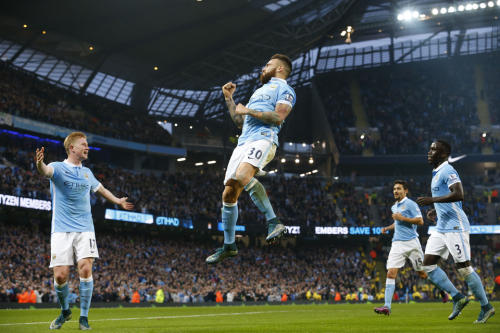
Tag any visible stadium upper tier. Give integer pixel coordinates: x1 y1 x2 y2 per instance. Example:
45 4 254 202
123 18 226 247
0 63 178 148
316 57 499 156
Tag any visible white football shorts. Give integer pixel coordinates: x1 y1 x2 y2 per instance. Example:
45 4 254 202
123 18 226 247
425 231 470 263
386 238 425 271
224 139 276 185
49 231 99 268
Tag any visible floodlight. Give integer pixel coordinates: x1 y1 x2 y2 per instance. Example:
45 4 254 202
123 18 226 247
432 8 439 15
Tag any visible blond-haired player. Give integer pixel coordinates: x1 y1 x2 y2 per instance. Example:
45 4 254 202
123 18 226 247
36 132 133 330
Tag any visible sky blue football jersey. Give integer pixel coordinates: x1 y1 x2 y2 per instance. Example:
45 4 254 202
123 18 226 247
391 197 422 241
431 161 470 233
48 160 101 233
238 77 296 146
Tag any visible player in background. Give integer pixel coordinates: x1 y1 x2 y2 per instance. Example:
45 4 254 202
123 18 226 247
374 180 448 316
206 54 296 264
36 132 133 330
417 139 495 324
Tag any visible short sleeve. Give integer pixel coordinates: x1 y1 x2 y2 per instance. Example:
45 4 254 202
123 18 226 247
47 162 59 179
410 202 422 218
88 170 102 193
276 86 296 108
443 168 461 188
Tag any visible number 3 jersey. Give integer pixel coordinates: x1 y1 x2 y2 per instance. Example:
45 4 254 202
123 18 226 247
431 161 470 233
391 197 422 241
238 77 296 147
48 160 101 233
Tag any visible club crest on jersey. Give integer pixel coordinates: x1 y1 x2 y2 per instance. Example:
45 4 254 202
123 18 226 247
401 206 406 210
268 84 278 90
84 173 89 180
52 254 56 259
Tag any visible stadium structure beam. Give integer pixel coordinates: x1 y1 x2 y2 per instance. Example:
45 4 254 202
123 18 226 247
79 54 110 94
90 0 281 58
394 28 444 64
156 0 323 85
6 31 42 65
454 28 467 57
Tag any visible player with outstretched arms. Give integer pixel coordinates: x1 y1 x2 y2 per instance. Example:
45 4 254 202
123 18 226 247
374 180 448 316
206 54 296 264
36 132 133 330
417 139 495 324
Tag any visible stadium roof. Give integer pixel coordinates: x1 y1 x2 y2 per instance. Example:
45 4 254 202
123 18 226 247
1 0 499 119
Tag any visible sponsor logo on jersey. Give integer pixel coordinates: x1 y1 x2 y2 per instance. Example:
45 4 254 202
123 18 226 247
432 187 439 191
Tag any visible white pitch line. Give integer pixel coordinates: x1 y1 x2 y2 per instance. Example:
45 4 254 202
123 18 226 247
0 310 298 326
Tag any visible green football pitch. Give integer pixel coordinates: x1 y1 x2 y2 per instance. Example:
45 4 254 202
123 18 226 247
0 302 498 332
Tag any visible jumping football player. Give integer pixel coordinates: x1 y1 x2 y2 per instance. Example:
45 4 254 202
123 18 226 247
36 132 133 330
417 139 495 324
374 180 448 316
206 54 296 264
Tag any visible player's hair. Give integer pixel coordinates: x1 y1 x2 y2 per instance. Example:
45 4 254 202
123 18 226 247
435 139 452 156
393 180 408 190
271 54 292 78
64 132 87 155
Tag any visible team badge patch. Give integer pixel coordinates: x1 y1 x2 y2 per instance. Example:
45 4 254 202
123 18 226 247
449 174 458 181
52 254 56 259
401 206 406 210
285 94 294 102
84 173 89 180
269 84 278 90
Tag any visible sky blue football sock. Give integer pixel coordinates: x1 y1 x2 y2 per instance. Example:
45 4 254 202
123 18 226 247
79 277 93 317
464 271 488 306
384 279 395 310
426 267 460 298
244 178 276 221
55 281 69 311
222 202 238 245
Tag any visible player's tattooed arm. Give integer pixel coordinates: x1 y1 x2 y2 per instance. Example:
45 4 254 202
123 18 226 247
235 103 292 126
226 97 244 129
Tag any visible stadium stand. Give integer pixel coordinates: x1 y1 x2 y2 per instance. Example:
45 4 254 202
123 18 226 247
0 222 497 304
0 63 178 147
316 60 482 155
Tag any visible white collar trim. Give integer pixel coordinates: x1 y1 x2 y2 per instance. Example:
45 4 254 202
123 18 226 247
433 161 449 172
270 77 287 84
63 159 83 168
397 197 408 204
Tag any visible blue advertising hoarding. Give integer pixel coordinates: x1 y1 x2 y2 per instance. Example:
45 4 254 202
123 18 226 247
105 209 153 224
428 225 500 234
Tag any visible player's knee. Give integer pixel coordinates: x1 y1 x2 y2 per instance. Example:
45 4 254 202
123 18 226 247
422 265 437 274
386 271 397 279
222 188 237 203
54 274 67 285
458 266 474 277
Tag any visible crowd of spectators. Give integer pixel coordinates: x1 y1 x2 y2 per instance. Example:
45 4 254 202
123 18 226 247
0 223 498 305
0 62 178 147
317 60 483 156
315 77 362 155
